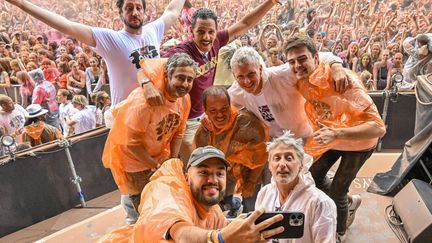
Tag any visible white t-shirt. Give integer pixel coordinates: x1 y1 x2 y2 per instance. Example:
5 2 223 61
59 102 78 136
254 93 283 137
71 107 96 135
91 18 165 105
0 104 27 136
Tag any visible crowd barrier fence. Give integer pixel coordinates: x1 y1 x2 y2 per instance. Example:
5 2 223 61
0 128 117 237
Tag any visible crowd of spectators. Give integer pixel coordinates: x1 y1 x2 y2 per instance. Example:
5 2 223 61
0 0 431 148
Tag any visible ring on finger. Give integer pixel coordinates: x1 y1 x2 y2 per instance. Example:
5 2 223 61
260 233 266 241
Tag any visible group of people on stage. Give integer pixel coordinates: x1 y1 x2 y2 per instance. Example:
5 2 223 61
2 0 431 242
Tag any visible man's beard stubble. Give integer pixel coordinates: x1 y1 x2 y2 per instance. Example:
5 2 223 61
189 179 226 207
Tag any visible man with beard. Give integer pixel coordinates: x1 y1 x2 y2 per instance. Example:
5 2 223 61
143 1 280 162
255 131 337 243
194 86 269 216
102 53 195 218
5 0 189 106
99 146 284 242
284 35 385 242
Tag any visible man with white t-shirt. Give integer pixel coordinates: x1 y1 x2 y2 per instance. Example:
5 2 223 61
6 0 189 106
0 94 27 139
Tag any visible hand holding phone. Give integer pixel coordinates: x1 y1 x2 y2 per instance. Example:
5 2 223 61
253 212 305 239
219 208 284 242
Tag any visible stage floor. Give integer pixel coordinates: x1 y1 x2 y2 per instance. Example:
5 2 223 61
1 152 402 243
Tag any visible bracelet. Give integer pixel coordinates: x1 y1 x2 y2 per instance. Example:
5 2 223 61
207 230 218 243
217 230 225 243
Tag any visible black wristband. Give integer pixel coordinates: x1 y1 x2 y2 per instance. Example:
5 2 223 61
329 60 342 68
140 79 152 88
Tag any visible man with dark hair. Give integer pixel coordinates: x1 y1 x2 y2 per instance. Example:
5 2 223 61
195 86 269 216
143 0 281 162
5 0 188 106
285 34 386 242
102 53 196 217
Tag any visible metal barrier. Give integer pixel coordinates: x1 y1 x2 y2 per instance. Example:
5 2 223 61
0 127 117 237
369 91 416 150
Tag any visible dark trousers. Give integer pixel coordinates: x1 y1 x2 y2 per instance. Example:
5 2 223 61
309 149 374 234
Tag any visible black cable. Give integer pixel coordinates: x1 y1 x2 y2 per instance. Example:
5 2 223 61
384 204 408 243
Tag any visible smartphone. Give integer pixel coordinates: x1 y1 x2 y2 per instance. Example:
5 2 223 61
255 212 304 239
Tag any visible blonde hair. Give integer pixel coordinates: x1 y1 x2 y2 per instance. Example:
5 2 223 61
72 95 88 108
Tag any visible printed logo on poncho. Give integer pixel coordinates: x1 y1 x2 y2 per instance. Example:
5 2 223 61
129 45 159 69
156 113 181 141
311 100 332 120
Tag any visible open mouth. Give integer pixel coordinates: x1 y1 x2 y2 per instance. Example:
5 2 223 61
202 185 219 195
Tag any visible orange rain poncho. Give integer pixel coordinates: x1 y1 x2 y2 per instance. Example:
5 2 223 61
194 108 269 197
98 159 227 243
102 59 191 194
299 64 385 160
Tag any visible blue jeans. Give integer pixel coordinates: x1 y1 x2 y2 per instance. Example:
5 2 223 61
309 149 373 234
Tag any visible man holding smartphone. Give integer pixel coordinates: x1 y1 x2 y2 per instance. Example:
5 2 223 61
99 146 284 242
255 131 337 243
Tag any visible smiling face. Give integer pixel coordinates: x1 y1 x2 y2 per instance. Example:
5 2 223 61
381 50 390 62
204 93 231 130
269 144 302 185
186 158 227 207
361 55 370 66
191 18 217 53
350 44 359 55
56 92 67 104
232 62 263 95
0 98 15 113
371 44 381 57
166 65 195 99
286 46 319 80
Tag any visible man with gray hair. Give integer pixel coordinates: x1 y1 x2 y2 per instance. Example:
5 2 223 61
102 53 197 216
255 131 337 243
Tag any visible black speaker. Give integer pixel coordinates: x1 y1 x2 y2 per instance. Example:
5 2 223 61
392 179 432 243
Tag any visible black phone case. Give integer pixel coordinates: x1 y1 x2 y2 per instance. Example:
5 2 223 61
255 212 305 239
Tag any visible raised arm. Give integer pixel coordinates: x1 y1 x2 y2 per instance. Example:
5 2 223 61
227 0 277 43
160 0 187 32
5 0 95 46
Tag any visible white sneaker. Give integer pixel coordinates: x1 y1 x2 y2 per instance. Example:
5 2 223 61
346 194 362 227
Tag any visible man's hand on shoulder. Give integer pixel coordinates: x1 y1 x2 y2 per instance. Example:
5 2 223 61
331 63 352 93
142 82 165 106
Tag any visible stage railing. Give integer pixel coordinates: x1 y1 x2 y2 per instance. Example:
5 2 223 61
0 127 117 237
